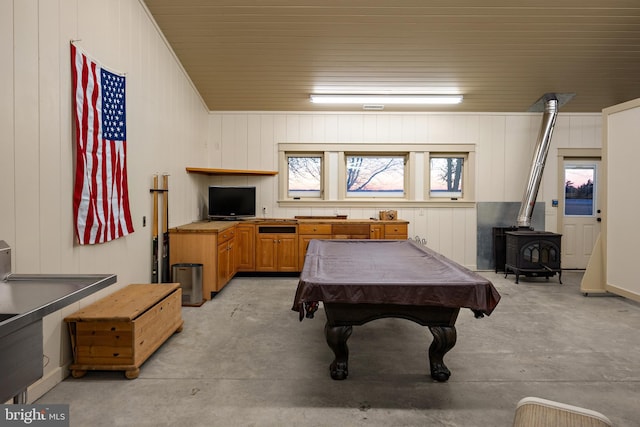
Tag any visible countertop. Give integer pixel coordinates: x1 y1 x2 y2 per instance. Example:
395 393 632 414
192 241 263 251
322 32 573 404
170 218 408 233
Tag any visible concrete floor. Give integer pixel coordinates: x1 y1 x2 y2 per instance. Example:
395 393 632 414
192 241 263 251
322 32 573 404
38 271 639 426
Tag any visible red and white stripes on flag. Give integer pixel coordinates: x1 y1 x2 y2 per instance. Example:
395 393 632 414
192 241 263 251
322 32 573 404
71 43 134 245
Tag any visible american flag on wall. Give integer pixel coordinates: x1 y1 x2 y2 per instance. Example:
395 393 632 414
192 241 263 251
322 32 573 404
71 43 134 245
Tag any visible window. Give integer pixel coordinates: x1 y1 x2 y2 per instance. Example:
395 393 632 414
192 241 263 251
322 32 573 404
345 155 406 198
430 156 464 198
287 154 323 198
564 163 596 216
278 143 475 206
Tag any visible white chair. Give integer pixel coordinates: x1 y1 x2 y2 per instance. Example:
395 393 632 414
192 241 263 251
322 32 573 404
513 397 612 427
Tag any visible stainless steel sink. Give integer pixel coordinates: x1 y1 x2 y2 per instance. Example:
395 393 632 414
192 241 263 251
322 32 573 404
0 241 117 403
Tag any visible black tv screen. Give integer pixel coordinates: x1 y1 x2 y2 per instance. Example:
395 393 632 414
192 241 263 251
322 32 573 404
208 186 256 219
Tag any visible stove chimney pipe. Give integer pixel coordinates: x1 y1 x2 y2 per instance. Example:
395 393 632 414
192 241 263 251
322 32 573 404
516 96 559 228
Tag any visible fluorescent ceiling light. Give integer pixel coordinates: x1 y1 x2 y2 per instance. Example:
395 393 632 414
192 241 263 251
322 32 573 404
309 94 463 105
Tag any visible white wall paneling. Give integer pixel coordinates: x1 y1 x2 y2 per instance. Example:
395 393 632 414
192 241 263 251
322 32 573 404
602 98 640 302
207 111 602 269
0 0 16 252
13 0 40 273
1 0 209 401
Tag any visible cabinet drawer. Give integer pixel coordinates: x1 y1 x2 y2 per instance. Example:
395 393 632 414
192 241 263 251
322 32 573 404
218 227 236 244
299 224 332 235
332 224 370 236
384 223 408 236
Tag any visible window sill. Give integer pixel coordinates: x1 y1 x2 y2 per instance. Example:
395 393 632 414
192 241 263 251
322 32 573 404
278 199 476 208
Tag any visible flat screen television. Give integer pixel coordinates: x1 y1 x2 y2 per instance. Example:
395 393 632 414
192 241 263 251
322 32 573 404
208 186 256 219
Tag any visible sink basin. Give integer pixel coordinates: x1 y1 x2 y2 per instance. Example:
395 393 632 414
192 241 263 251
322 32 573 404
1 318 42 403
0 274 117 320
0 313 18 322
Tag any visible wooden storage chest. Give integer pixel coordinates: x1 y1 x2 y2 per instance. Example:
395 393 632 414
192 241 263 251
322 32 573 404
64 283 183 379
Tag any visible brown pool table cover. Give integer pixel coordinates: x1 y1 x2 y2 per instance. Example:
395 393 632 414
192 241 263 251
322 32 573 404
293 239 501 318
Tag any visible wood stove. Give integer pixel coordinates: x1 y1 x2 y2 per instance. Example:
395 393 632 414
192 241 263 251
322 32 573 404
499 95 566 285
504 230 562 284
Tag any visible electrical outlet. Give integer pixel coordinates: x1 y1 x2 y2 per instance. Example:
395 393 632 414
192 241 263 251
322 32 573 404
262 206 267 215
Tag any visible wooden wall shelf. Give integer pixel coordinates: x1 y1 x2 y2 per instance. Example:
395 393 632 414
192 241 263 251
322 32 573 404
186 167 278 176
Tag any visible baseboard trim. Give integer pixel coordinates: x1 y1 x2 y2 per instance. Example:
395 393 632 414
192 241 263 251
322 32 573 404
26 363 71 403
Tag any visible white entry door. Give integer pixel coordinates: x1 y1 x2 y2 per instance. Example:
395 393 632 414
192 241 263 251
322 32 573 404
561 159 601 269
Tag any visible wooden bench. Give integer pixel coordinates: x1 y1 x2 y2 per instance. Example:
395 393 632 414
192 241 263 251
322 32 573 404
65 283 184 379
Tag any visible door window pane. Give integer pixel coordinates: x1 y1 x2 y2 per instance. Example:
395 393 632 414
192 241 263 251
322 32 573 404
288 155 322 198
564 164 595 216
430 157 464 197
346 155 405 197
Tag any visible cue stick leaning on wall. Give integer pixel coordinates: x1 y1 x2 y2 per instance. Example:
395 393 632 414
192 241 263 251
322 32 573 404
161 174 170 283
151 174 159 283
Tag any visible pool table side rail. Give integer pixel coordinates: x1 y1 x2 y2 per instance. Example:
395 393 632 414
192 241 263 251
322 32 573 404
293 240 501 318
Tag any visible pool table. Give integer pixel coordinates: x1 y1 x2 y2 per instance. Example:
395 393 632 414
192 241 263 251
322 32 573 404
292 239 501 381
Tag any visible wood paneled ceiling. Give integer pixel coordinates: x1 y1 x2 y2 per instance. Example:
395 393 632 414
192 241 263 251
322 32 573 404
143 0 640 113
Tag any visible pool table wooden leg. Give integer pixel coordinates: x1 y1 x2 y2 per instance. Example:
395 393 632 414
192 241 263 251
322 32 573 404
428 325 457 382
325 323 352 380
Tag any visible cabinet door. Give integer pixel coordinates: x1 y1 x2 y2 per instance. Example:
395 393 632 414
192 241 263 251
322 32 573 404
255 235 278 272
256 234 298 272
370 224 384 239
217 241 230 290
277 235 299 272
228 238 238 278
236 224 255 271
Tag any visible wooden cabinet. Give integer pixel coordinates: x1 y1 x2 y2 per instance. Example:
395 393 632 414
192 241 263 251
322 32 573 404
297 220 409 268
169 223 237 300
169 231 216 299
236 223 255 271
256 225 298 272
298 224 332 269
171 219 409 300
